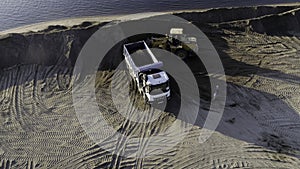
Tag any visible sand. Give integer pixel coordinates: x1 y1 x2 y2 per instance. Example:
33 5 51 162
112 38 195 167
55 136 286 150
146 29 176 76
0 3 300 168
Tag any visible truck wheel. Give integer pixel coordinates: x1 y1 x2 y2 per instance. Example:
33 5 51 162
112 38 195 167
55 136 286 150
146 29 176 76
143 93 149 104
175 50 188 59
131 78 136 91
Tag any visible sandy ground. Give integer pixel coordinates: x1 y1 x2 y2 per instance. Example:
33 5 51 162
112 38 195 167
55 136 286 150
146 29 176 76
0 3 300 169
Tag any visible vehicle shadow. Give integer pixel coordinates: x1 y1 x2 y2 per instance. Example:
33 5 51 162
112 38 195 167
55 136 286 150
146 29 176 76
167 24 300 158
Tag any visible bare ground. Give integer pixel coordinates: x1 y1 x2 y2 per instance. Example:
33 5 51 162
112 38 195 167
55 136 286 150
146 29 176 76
0 4 300 168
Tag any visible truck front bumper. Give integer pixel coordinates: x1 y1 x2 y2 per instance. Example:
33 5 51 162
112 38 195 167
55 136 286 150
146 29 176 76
147 91 170 104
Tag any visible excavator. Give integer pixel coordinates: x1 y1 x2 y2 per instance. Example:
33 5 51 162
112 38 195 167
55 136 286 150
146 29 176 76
148 28 199 59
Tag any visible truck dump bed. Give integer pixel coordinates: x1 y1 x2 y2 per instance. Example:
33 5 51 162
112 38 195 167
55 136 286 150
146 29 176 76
129 50 153 67
123 41 163 74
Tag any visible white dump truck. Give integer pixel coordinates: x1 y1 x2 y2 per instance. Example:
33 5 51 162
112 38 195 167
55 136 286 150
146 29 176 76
123 41 170 104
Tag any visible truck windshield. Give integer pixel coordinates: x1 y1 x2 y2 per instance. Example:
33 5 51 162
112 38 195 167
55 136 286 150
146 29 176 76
146 82 169 94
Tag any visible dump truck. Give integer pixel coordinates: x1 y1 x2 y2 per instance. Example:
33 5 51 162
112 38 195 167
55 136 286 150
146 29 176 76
149 28 198 59
123 41 170 104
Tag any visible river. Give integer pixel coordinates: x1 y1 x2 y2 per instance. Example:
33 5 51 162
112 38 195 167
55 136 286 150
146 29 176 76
0 0 298 31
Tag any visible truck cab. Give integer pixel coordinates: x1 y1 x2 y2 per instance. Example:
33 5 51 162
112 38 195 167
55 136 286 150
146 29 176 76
138 69 170 103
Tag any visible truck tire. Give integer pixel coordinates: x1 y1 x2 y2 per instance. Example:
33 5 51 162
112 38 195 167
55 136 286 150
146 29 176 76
142 92 149 104
130 77 137 91
175 49 188 59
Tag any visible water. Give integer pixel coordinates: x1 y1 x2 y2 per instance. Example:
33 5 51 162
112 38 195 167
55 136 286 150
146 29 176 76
0 0 298 31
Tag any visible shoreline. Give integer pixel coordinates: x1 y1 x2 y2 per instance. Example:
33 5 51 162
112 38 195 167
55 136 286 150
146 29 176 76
1 2 299 35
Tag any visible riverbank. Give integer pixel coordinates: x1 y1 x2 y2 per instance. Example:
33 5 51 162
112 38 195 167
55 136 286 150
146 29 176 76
1 2 299 35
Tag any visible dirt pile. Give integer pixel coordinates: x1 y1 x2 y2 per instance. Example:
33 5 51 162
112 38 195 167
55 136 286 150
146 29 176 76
249 8 300 35
0 22 100 70
177 5 300 35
